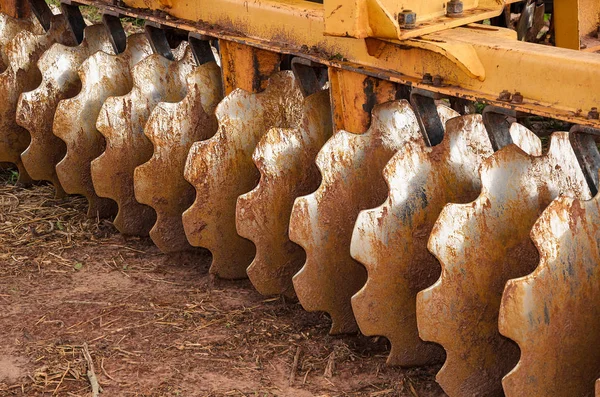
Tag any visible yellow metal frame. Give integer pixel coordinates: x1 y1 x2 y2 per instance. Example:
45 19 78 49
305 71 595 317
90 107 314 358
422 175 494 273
554 0 600 51
75 0 600 130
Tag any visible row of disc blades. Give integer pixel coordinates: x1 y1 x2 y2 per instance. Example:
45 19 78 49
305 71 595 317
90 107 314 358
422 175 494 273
1 10 599 397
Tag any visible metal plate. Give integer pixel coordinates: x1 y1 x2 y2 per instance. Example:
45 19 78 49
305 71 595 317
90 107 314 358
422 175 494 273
54 33 153 217
235 89 332 297
0 15 74 184
133 61 222 253
499 192 600 396
417 130 593 397
183 71 303 279
289 100 427 334
91 45 196 236
17 24 114 197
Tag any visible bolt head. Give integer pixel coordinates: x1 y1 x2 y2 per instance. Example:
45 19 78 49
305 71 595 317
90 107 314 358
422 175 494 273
422 73 433 84
498 90 512 102
512 92 524 104
447 0 464 17
432 75 443 87
398 10 417 29
588 107 600 120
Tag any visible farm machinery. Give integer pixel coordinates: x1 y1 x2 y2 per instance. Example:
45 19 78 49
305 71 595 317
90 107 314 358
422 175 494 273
0 0 599 395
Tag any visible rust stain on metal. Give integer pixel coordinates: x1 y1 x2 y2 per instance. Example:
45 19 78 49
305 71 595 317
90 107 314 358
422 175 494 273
499 191 600 396
235 89 332 298
133 61 222 253
0 14 39 72
0 15 74 185
54 33 153 218
91 44 196 236
17 24 114 198
350 109 496 366
183 71 303 279
417 129 593 397
289 100 425 334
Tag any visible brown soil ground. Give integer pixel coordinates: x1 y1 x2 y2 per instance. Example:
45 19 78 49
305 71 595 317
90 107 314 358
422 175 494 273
0 169 445 397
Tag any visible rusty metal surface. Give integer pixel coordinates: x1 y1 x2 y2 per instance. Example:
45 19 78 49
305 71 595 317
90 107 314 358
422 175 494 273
183 71 303 279
499 193 600 396
289 100 426 334
350 111 491 366
235 89 332 297
0 13 38 72
91 45 196 236
0 15 74 184
54 33 152 218
133 61 222 253
416 130 593 396
16 24 114 197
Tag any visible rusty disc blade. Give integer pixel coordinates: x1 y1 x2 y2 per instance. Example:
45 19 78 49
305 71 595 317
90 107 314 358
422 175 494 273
289 100 431 334
499 187 600 395
133 61 222 253
417 129 593 396
17 24 114 197
0 15 74 185
235 89 333 298
183 71 304 279
351 113 491 366
54 33 153 218
0 13 40 72
91 45 196 236
350 115 543 366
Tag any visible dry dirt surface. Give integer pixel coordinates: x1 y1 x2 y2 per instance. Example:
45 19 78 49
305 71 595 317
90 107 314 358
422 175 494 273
0 168 445 397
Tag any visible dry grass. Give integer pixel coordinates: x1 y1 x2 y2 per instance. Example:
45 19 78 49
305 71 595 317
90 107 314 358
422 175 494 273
0 168 444 396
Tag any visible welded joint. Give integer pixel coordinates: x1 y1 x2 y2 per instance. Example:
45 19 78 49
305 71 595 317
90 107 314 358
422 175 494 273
291 57 328 97
102 13 126 54
60 1 86 44
28 0 53 31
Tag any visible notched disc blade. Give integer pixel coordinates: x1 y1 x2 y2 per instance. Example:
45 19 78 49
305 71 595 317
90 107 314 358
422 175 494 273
183 71 304 279
0 16 74 184
54 33 153 218
499 191 600 396
133 61 222 253
351 112 495 366
289 100 426 334
92 46 196 236
236 89 333 298
17 24 114 197
416 128 593 397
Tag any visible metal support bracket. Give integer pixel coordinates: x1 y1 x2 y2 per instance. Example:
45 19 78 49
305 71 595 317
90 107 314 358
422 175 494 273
60 1 86 44
410 88 445 146
291 57 328 97
102 11 127 54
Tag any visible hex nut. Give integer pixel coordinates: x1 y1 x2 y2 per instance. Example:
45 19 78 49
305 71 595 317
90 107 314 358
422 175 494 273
588 107 600 120
422 73 433 85
432 75 443 87
498 90 512 102
398 10 417 29
447 0 464 17
512 92 524 104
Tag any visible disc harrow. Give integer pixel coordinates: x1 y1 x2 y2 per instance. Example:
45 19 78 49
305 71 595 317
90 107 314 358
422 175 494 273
417 129 595 396
16 23 114 197
289 101 454 334
183 71 304 279
54 33 152 218
236 89 332 298
91 43 195 236
0 13 73 184
1 1 600 395
134 52 222 253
